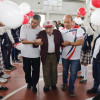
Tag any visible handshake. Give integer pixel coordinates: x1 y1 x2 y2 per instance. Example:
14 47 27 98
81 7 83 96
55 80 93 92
34 39 43 45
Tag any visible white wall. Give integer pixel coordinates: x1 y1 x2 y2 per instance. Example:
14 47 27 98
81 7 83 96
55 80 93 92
62 2 85 15
11 0 86 22
49 13 64 22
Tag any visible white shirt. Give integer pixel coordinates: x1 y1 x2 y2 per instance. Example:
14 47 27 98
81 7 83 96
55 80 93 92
20 24 41 58
93 37 100 58
0 26 15 44
47 34 55 53
0 26 9 35
60 27 84 60
84 22 94 36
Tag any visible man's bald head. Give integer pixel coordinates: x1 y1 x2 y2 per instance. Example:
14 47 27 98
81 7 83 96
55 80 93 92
63 14 73 29
64 15 73 21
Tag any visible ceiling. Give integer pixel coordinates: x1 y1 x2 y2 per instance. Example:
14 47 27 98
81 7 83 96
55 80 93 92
63 0 86 3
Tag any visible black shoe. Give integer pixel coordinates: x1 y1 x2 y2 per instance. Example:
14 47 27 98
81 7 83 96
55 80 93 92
92 94 100 100
15 60 22 63
77 75 84 79
79 79 87 84
5 67 13 71
32 86 37 93
0 95 3 99
0 86 8 91
69 90 76 97
27 84 31 89
87 88 97 94
12 60 15 63
61 84 67 91
43 87 50 92
51 85 57 90
10 65 17 70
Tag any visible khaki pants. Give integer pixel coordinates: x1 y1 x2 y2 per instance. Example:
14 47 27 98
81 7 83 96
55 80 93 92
43 53 58 88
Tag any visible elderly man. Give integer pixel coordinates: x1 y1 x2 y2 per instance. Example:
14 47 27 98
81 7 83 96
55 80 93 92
60 15 85 96
20 14 41 93
34 20 63 92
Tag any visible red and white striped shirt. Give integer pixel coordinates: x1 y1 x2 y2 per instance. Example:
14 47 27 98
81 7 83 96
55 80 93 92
60 27 84 60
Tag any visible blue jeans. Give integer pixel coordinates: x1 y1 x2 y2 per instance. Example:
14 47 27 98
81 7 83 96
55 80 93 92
92 58 100 95
62 58 80 90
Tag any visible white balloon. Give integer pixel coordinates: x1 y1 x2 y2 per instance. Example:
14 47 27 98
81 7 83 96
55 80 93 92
74 17 84 25
91 9 100 25
15 43 22 50
0 1 24 29
19 2 30 15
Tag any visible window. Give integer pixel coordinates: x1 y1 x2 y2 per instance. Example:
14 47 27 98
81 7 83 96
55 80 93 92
44 0 62 11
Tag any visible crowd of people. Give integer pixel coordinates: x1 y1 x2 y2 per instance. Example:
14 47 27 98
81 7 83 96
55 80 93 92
0 12 100 100
0 22 22 99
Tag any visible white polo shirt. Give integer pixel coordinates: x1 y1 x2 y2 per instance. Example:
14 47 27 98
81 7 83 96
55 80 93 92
93 37 100 58
60 27 84 60
20 24 41 58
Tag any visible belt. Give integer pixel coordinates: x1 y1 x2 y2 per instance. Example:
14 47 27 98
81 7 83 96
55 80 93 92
47 53 55 55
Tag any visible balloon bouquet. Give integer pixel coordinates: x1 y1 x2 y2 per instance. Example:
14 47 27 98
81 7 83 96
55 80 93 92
74 7 86 28
0 0 34 50
19 2 34 24
90 0 100 26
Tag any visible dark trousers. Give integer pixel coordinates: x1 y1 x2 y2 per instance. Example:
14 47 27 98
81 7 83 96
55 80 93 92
23 57 40 87
92 58 100 95
2 44 12 68
11 47 19 61
43 54 58 88
11 39 19 61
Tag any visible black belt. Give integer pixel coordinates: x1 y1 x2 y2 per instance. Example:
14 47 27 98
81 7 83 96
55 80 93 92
47 53 55 55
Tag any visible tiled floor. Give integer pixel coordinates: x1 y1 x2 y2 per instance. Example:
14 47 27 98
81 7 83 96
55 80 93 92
0 62 95 100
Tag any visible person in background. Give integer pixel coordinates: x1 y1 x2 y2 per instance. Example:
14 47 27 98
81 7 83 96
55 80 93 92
78 22 94 84
53 21 59 29
0 21 13 76
87 25 100 100
58 23 64 30
20 14 41 93
57 20 61 26
1 30 16 71
11 26 21 63
0 21 10 99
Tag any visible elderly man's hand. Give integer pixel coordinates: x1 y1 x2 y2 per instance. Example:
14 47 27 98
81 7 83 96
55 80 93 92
36 42 43 45
34 39 43 45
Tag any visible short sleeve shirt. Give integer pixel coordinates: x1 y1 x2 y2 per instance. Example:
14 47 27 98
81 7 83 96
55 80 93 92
20 24 41 58
60 27 84 60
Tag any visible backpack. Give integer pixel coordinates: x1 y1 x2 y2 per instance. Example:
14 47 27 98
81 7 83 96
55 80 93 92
81 34 93 52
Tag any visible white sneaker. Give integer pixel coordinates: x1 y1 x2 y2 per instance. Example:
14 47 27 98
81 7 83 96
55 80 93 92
0 78 8 83
1 74 10 79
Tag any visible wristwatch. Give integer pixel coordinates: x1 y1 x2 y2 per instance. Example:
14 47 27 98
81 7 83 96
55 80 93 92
69 42 71 46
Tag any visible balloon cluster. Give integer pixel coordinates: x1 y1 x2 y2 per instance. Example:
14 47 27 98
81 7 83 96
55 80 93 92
74 7 86 25
0 0 34 29
90 0 100 25
77 8 86 17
